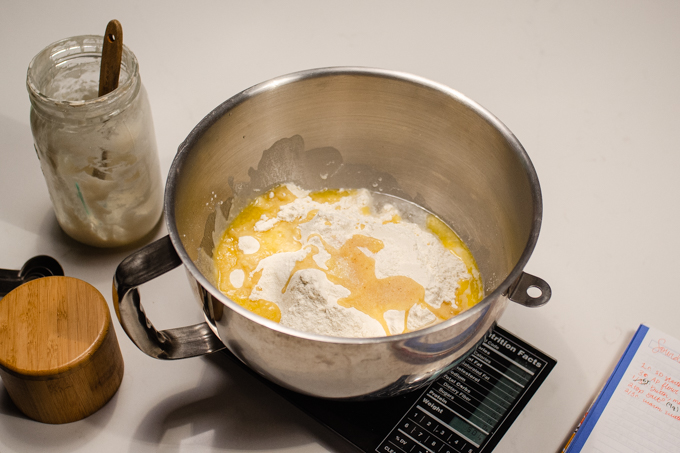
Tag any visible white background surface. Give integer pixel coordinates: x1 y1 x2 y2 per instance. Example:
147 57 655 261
1 1 679 452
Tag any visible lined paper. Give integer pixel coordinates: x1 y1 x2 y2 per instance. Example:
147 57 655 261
567 325 680 452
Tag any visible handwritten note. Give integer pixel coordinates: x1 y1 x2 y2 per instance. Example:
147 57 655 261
566 325 680 452
628 359 680 420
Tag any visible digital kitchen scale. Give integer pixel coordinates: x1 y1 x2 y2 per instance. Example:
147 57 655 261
221 324 556 453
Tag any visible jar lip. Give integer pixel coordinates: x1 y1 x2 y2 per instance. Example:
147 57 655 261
26 34 139 108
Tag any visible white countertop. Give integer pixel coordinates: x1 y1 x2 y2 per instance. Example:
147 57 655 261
2 1 680 452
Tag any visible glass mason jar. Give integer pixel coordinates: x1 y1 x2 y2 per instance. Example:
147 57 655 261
26 35 163 247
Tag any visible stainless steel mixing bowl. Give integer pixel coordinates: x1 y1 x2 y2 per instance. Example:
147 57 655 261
113 67 551 400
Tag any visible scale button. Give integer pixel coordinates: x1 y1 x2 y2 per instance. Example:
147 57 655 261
423 417 435 430
392 433 408 446
432 423 449 438
412 427 429 443
439 447 457 453
395 432 420 451
411 409 426 423
406 422 420 435
449 437 468 451
424 435 444 451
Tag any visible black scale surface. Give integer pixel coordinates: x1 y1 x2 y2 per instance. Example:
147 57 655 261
221 324 556 453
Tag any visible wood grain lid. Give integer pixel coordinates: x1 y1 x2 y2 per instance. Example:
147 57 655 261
0 276 124 423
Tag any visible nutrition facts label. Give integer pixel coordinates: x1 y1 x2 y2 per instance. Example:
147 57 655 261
376 326 555 453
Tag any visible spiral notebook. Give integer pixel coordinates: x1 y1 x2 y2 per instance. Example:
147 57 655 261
564 324 680 452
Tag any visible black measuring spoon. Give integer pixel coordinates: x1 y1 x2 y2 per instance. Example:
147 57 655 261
0 256 64 297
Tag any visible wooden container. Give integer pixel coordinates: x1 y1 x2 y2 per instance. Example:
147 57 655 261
0 276 124 424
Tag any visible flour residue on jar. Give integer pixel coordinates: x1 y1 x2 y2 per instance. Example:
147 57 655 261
27 35 163 248
213 184 483 338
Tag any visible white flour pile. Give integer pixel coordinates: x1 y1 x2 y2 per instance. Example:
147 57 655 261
219 184 471 338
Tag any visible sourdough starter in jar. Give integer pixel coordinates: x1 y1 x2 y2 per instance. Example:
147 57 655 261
26 35 163 247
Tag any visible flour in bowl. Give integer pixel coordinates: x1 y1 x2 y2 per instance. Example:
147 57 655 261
213 184 482 338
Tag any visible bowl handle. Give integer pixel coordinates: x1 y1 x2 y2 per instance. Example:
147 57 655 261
112 235 225 359
507 271 552 307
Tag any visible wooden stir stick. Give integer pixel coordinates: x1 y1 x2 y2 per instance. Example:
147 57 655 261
93 19 123 180
98 19 123 96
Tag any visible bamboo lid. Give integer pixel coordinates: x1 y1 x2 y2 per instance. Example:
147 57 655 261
0 276 124 424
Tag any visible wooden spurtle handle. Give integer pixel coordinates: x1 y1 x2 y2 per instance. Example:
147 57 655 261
98 19 123 96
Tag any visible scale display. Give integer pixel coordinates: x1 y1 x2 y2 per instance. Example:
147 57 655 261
220 324 556 453
376 326 554 453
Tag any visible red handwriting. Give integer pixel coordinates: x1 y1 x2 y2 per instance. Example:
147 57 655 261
665 376 680 388
646 392 666 403
651 339 680 365
625 358 680 423
625 385 643 398
643 398 663 412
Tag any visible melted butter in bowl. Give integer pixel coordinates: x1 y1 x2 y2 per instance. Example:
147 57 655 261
213 184 483 338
